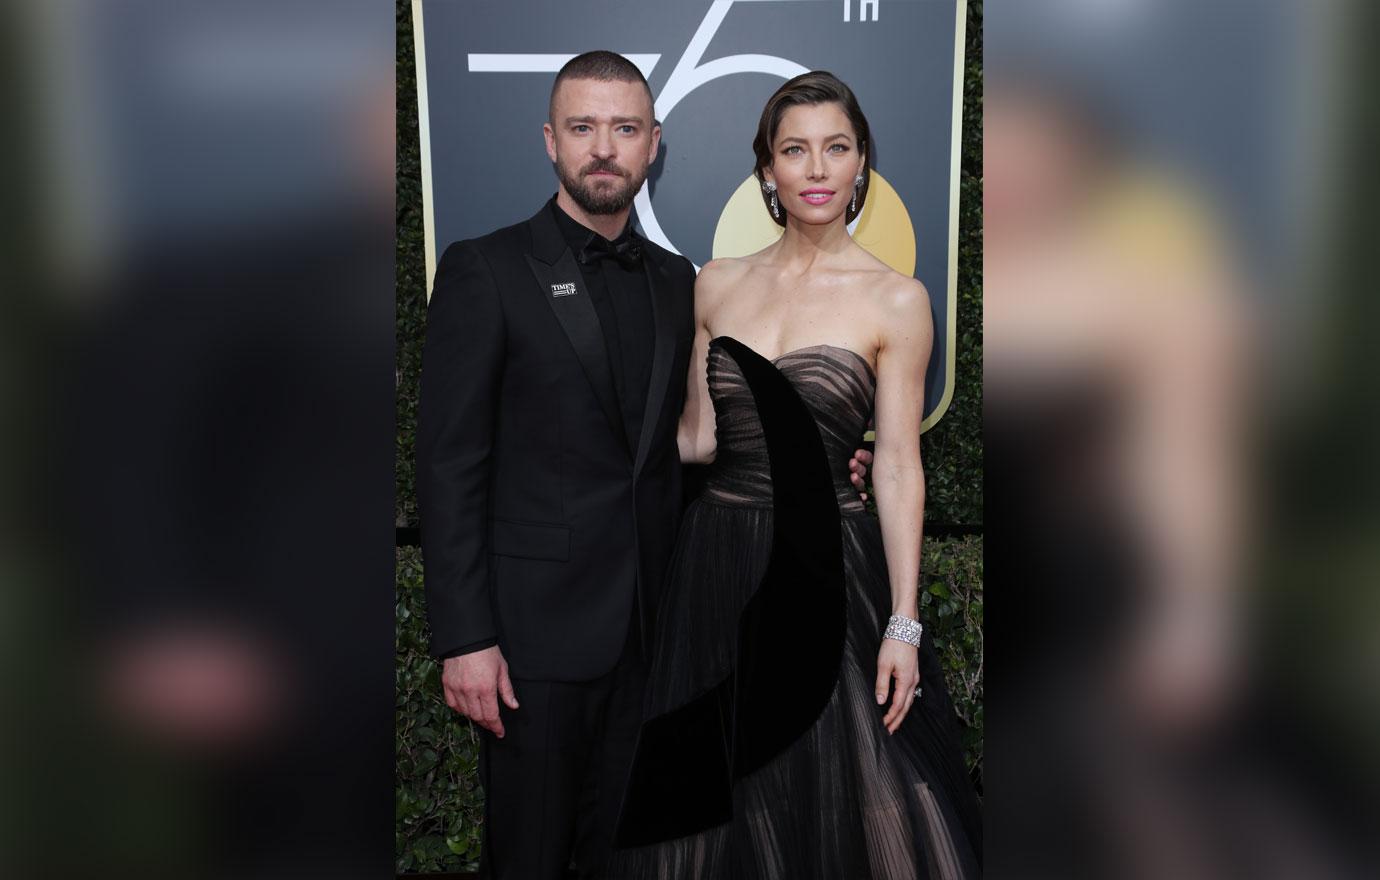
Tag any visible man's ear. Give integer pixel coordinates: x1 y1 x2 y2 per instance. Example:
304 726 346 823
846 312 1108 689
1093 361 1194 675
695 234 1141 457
648 123 662 163
543 122 557 163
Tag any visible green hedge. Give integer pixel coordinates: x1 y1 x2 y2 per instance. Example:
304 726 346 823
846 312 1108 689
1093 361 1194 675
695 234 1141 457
396 0 424 528
397 537 983 875
396 548 485 873
923 0 983 525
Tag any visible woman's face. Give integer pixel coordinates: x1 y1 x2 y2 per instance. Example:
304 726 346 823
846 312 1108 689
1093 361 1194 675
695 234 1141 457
763 101 865 226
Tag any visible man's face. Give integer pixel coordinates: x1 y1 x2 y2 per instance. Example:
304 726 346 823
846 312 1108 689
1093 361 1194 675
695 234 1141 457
544 77 660 216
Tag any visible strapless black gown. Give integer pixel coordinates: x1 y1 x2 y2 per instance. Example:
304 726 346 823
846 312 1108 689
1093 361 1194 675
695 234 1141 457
610 337 981 879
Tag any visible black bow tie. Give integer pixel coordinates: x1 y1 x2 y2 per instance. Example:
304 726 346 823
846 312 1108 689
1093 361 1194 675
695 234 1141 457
579 235 643 269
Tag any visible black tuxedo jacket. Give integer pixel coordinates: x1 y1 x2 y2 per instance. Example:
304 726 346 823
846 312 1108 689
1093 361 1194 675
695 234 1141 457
418 203 696 681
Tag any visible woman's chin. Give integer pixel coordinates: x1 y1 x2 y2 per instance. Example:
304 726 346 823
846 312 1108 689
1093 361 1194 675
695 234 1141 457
785 208 848 227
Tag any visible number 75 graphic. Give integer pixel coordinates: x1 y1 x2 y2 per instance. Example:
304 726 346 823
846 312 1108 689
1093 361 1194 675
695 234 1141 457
464 0 869 265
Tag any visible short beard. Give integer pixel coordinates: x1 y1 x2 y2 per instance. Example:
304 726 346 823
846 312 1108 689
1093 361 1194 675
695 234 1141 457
555 157 647 216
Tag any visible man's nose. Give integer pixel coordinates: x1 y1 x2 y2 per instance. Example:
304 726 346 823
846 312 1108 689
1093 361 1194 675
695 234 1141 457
592 127 615 159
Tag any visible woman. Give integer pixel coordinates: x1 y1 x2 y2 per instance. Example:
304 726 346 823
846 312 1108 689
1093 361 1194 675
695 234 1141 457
609 72 981 879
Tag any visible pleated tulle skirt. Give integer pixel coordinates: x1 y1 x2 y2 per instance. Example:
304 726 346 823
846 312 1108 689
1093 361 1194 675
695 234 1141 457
608 498 983 880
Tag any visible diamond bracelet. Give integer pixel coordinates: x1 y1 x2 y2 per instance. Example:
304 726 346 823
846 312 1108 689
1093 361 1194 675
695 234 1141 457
884 614 923 647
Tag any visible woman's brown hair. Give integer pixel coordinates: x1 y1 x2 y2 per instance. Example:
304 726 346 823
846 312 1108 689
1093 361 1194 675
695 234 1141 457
752 71 874 227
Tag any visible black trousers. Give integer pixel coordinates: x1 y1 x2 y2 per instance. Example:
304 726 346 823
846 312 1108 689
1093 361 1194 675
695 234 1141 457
479 621 646 880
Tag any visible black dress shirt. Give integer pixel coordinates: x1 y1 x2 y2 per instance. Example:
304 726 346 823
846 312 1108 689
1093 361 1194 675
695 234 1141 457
550 196 654 451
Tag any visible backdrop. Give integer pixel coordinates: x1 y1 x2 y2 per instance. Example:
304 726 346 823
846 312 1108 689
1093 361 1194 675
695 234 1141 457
412 0 967 428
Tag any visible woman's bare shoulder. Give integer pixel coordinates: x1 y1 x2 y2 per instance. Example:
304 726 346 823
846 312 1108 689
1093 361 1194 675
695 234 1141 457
695 256 757 308
845 255 928 319
848 266 931 358
843 245 924 301
880 271 930 315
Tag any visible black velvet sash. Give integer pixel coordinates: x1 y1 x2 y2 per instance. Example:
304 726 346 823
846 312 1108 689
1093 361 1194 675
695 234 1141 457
615 336 846 847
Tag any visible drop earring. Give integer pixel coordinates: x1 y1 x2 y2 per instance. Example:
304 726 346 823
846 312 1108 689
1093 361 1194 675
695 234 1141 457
763 181 779 219
851 174 864 215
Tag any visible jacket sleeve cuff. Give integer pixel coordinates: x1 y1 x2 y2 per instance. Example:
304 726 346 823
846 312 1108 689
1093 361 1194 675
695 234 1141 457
436 637 498 660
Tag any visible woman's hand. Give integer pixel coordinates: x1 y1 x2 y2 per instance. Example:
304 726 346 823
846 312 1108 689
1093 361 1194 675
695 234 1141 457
875 638 921 734
848 448 872 502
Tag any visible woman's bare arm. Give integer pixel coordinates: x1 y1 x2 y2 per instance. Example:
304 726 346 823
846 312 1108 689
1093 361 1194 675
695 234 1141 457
871 277 934 733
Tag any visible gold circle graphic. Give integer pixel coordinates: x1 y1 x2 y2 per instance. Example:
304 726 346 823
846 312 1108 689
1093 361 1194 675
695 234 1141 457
710 170 916 275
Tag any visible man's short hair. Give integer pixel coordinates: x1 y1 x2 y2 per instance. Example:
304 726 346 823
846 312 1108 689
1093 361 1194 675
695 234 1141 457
549 51 656 123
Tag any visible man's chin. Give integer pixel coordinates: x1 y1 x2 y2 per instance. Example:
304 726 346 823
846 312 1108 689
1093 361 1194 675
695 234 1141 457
573 188 637 216
585 203 629 216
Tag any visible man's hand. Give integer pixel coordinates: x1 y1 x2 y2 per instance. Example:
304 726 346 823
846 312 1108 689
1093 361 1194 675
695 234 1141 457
442 645 519 738
848 448 873 502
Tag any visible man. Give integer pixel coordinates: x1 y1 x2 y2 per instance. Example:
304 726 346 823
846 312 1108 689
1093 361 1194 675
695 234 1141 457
418 51 692 879
418 51 871 878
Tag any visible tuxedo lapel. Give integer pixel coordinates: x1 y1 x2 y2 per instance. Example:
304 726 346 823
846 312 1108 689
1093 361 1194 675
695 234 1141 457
526 207 629 456
632 249 679 481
